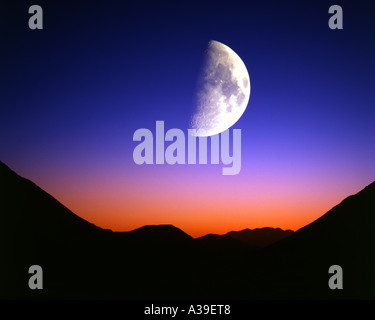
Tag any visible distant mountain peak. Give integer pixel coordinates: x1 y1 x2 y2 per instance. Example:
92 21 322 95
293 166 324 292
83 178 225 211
1 159 374 299
225 227 294 248
137 224 177 229
127 224 193 241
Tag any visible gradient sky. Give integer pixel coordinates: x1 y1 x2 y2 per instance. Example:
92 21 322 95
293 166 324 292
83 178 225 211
1 0 374 237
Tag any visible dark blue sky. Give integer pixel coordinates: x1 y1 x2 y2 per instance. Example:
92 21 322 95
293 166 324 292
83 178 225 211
1 0 374 234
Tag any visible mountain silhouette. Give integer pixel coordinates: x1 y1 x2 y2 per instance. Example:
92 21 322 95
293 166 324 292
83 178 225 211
196 233 257 255
237 181 375 299
225 227 294 248
196 228 293 253
1 160 374 299
127 224 193 242
0 161 200 299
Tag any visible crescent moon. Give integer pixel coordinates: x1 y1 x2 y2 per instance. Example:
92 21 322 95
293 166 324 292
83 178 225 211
191 40 251 137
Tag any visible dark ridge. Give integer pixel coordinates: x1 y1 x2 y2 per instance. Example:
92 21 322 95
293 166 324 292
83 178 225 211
127 224 193 240
196 233 258 253
1 160 374 299
225 227 294 248
251 180 375 299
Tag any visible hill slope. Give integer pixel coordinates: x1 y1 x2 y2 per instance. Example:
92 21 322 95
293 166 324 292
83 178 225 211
243 181 375 299
0 161 197 298
226 227 293 248
1 161 374 299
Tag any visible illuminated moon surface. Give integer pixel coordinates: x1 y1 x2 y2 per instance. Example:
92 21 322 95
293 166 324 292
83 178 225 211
191 40 251 137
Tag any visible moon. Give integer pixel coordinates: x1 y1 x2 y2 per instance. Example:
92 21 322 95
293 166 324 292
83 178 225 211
191 40 251 137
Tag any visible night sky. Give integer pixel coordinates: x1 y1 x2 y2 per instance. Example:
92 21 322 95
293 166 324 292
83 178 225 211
1 0 374 237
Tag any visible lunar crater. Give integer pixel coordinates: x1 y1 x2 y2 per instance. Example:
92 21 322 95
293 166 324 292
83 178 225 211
243 77 248 88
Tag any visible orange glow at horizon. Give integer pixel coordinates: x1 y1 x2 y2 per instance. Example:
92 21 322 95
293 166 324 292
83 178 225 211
34 165 364 239
63 196 336 238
